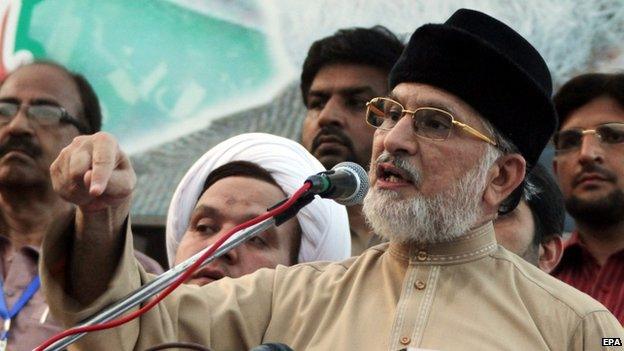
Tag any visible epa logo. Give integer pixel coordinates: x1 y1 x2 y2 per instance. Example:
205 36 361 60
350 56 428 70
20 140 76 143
602 338 622 346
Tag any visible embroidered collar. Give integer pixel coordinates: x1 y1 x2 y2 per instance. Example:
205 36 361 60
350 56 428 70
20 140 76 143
388 222 497 265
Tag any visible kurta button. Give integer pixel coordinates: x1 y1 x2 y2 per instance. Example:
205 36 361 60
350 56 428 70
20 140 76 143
417 251 428 261
415 280 426 290
400 336 411 345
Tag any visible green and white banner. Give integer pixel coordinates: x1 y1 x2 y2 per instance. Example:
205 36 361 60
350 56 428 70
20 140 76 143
0 0 286 152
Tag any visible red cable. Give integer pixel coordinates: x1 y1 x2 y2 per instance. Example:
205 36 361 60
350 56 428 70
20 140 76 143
35 182 312 351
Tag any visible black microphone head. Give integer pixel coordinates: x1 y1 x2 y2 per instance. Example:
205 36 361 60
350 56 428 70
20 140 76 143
332 162 369 206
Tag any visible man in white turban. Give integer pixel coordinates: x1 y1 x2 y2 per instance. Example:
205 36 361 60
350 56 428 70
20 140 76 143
165 133 350 284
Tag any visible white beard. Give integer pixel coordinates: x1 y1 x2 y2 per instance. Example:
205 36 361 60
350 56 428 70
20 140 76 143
362 150 496 245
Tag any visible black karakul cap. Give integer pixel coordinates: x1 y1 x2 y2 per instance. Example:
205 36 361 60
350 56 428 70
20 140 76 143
389 8 557 169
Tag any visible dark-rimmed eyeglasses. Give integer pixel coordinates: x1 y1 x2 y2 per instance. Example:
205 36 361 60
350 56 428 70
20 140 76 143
0 102 88 133
365 97 497 146
554 123 624 154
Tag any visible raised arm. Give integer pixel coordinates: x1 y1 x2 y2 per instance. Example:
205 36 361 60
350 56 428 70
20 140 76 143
41 132 280 350
49 131 135 304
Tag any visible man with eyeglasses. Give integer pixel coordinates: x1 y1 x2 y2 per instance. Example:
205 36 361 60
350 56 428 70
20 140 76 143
40 10 622 350
368 94 568 271
551 72 624 324
0 61 162 351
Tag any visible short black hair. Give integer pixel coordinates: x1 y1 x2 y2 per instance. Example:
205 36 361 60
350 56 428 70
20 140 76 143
523 164 565 245
3 60 102 134
554 72 624 129
37 60 102 134
202 160 282 195
300 26 404 105
70 70 101 134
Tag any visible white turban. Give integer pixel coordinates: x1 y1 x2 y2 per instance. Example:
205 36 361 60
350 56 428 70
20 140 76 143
165 133 351 267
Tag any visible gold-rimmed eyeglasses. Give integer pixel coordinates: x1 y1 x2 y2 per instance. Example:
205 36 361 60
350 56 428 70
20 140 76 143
365 97 497 146
554 122 624 154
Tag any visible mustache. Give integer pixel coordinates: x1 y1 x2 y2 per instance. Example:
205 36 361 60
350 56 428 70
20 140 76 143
311 126 355 153
573 163 617 186
0 136 42 158
375 151 421 185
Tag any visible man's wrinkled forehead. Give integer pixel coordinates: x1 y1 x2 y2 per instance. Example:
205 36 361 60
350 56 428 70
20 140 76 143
191 203 263 224
0 64 81 109
559 97 624 131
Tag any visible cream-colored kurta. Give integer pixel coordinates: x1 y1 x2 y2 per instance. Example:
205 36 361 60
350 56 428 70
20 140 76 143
41 222 623 351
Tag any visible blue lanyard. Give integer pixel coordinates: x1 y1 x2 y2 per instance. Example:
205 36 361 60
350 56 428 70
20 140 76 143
0 275 40 340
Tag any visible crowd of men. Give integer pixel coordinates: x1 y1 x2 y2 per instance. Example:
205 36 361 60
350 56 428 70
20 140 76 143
0 7 621 351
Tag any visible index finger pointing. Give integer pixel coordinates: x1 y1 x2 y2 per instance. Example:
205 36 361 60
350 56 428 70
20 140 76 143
89 135 118 196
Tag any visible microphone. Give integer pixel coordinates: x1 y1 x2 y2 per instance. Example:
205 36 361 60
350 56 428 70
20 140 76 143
306 161 369 206
273 162 368 225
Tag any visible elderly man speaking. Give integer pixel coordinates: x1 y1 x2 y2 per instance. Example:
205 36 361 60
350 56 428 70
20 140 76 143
41 9 622 351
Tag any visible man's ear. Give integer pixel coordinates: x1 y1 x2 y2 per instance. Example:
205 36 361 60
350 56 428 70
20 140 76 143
483 154 526 209
538 236 564 273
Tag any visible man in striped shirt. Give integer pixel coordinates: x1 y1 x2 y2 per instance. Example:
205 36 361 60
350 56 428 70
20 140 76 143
551 72 624 324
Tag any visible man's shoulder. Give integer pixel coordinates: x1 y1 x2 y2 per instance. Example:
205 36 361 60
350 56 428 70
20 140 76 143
133 250 164 275
491 247 610 319
274 243 388 284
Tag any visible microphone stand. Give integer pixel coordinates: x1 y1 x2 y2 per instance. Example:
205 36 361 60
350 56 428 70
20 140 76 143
45 218 276 351
44 191 317 351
